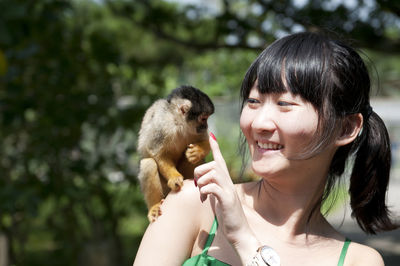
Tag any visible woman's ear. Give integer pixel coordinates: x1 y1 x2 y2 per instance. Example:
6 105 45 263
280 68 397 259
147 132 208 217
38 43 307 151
335 113 363 147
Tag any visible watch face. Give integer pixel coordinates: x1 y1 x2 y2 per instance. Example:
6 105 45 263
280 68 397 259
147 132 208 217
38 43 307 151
260 246 280 266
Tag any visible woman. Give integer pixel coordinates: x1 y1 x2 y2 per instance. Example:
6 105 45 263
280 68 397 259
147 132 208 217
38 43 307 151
134 32 398 266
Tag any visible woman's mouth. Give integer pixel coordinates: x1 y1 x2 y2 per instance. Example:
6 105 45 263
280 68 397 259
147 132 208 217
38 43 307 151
257 141 284 150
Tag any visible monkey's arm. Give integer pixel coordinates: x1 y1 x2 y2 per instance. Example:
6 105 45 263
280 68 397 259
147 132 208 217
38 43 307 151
185 139 211 164
156 156 185 191
133 180 207 266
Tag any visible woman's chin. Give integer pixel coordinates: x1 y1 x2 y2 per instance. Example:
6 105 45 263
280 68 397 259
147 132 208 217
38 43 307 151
251 162 284 179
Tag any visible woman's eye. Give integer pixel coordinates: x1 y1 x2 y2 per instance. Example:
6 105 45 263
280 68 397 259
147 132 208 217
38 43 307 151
246 98 259 104
277 101 292 106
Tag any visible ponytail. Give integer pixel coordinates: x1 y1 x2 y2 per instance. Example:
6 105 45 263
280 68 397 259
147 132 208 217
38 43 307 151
349 111 399 234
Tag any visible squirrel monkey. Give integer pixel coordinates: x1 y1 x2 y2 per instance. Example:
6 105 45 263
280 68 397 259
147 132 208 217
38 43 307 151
137 85 214 222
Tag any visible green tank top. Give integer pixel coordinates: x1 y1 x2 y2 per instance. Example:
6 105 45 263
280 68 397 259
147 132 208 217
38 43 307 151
182 217 351 266
182 218 230 266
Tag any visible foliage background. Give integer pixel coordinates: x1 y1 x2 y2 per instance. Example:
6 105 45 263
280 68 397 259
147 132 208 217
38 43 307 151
0 0 399 265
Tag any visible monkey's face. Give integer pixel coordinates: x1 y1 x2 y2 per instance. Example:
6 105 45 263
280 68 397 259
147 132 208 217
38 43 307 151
194 113 211 133
169 86 214 135
183 111 211 135
187 105 214 134
186 100 214 134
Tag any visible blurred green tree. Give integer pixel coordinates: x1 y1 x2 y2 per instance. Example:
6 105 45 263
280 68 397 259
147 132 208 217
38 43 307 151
0 0 173 264
0 0 399 265
110 0 400 52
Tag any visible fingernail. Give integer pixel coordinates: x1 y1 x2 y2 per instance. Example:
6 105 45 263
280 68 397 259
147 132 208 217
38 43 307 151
200 194 207 203
210 132 217 141
194 178 197 187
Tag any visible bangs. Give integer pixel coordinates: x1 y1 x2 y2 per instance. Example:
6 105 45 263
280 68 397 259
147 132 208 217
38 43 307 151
241 32 331 110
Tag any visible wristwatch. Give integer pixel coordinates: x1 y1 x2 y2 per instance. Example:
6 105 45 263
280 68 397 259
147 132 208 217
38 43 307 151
246 245 280 266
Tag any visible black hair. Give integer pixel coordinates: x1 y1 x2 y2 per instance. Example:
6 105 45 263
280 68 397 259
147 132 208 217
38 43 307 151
167 85 215 121
239 32 398 234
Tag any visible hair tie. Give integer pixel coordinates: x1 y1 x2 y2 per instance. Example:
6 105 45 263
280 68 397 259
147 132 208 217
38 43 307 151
364 105 373 121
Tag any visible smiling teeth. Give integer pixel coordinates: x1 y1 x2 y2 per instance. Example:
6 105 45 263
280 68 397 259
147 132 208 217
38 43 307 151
257 142 283 150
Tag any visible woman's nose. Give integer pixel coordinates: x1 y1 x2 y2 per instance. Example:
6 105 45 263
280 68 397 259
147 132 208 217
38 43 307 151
251 106 277 133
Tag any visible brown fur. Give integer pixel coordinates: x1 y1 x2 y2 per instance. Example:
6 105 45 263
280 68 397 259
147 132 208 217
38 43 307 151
137 89 213 222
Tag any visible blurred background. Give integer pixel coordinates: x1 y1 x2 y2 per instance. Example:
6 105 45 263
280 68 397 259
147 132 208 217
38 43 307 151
0 0 399 265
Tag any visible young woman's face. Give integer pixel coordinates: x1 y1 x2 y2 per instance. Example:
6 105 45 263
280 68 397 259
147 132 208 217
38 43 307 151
240 83 324 178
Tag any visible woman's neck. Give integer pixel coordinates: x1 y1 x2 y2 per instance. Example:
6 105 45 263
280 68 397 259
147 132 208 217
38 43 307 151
241 173 329 239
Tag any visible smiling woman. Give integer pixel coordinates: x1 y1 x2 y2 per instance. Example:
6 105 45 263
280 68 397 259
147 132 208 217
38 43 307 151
238 32 397 234
134 32 399 266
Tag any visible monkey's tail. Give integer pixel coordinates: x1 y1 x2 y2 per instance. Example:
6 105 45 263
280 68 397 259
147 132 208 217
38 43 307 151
138 158 165 209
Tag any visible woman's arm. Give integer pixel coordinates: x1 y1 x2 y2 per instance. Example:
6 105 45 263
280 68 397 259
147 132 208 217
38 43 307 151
133 179 204 266
195 133 261 265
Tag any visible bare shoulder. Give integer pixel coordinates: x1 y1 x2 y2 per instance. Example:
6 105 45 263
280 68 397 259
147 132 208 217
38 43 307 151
346 241 384 266
161 179 205 216
151 179 215 233
134 180 209 265
157 179 215 237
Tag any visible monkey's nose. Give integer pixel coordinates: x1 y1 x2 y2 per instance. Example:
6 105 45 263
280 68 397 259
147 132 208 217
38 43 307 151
199 114 209 124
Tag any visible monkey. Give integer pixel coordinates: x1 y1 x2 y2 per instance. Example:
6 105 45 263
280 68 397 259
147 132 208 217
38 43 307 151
137 85 214 222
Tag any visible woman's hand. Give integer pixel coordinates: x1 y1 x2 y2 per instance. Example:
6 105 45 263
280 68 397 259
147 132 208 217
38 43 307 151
194 133 261 264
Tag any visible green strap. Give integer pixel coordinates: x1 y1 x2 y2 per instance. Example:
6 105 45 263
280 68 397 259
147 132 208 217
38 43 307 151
202 217 218 255
337 238 351 266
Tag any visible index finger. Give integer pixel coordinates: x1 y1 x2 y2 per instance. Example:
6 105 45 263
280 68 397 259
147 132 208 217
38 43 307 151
209 132 225 164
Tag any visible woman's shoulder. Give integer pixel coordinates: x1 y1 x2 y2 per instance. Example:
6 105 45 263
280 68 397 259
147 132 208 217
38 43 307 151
134 180 213 265
346 241 384 266
168 179 199 200
163 179 203 208
160 179 213 222
137 180 213 244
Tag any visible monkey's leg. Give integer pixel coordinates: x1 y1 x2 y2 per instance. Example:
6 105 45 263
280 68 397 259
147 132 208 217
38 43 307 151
138 158 165 222
185 140 211 164
156 157 184 191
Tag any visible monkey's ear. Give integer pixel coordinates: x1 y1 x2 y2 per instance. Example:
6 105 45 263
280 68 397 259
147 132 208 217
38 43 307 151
180 103 191 115
178 100 192 115
170 98 192 115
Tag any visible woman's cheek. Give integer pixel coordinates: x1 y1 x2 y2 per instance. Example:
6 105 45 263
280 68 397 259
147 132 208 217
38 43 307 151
239 112 251 136
280 121 318 153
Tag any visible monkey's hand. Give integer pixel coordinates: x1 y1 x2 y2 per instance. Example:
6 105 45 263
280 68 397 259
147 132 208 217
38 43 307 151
185 143 206 164
167 175 184 191
157 158 184 191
